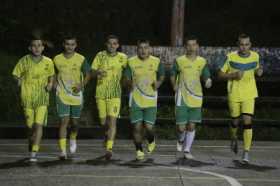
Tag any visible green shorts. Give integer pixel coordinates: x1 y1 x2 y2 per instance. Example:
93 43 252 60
130 100 157 125
176 101 202 125
56 96 83 119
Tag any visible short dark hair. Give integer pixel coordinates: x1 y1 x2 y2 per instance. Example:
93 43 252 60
238 33 250 40
184 35 199 44
63 33 77 42
137 38 150 46
29 35 44 45
106 34 119 42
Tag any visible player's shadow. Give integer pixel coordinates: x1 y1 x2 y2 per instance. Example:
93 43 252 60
173 158 216 168
38 159 73 167
81 155 121 166
227 160 277 172
0 158 31 169
118 158 166 168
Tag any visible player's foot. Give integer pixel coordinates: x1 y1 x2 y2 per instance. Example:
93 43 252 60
184 151 194 160
69 139 77 154
230 139 238 154
177 141 183 152
29 152 38 163
242 151 249 164
105 150 113 160
136 150 145 161
147 141 156 154
59 152 67 161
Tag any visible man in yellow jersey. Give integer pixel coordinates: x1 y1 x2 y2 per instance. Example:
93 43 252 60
170 36 212 159
12 36 54 163
91 35 127 160
53 35 91 160
124 39 165 161
219 34 263 163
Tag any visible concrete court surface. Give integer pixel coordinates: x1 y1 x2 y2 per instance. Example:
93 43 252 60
0 139 279 186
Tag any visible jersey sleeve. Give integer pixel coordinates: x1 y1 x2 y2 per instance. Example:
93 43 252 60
169 61 179 76
157 62 165 78
201 64 211 79
91 53 100 70
220 56 230 73
47 61 55 77
82 59 91 74
124 65 132 79
12 59 24 78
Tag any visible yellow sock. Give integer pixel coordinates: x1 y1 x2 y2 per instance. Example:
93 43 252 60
32 144 40 152
59 138 67 152
243 128 253 151
70 131 78 140
230 127 238 140
106 140 114 151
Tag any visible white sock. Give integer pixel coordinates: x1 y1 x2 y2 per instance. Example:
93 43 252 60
178 131 186 143
184 130 195 152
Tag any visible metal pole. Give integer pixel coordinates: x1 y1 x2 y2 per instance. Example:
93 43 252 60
171 0 185 47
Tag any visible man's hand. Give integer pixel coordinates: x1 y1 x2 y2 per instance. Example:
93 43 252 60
204 78 212 88
72 83 82 94
97 70 107 79
232 71 244 80
45 83 53 92
256 68 263 77
152 81 161 90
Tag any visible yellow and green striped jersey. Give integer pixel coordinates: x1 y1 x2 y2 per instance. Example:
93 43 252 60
12 55 55 108
53 52 91 105
125 55 165 108
220 51 260 102
170 55 210 108
91 51 128 99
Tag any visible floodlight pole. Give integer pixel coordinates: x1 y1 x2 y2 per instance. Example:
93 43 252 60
171 0 185 47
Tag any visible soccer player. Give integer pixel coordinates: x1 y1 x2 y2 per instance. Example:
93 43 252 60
218 33 263 163
124 39 165 160
170 36 212 159
91 35 128 160
53 35 91 160
12 36 54 162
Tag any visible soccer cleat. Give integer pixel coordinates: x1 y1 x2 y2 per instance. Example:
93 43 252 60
69 139 77 154
242 151 249 164
147 141 156 154
177 141 183 152
136 150 145 160
230 139 238 154
59 152 67 161
105 150 113 160
184 151 194 160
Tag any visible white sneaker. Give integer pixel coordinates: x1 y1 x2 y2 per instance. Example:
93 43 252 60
177 141 183 152
29 152 38 163
184 152 194 160
242 151 249 164
69 139 77 154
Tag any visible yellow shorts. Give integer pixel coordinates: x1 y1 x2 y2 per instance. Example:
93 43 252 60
24 106 48 128
228 99 255 118
96 98 121 119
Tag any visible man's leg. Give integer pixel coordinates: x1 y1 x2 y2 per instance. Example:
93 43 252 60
143 107 157 154
69 104 82 155
24 108 34 153
96 99 108 147
59 116 70 159
175 105 189 152
133 122 145 160
184 123 196 159
229 101 241 154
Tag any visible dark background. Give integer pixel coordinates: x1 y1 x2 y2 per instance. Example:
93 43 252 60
0 0 280 55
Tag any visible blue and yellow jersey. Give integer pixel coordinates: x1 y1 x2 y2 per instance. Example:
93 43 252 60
12 55 55 108
220 51 260 102
170 55 210 108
